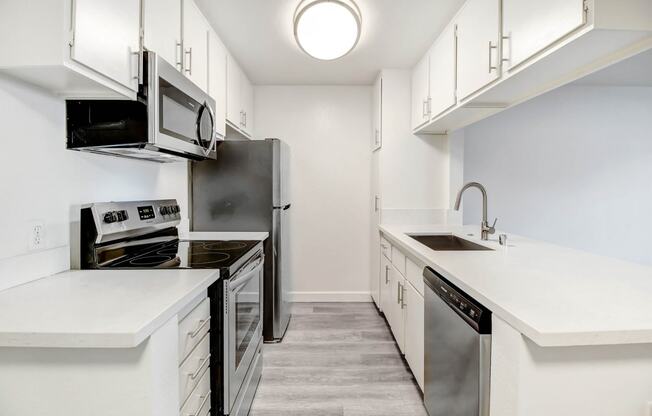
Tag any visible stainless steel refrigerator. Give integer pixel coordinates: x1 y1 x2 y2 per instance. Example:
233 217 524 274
190 138 291 343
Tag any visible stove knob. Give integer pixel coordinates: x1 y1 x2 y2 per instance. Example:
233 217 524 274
103 211 117 224
160 206 168 216
172 205 179 214
116 210 129 222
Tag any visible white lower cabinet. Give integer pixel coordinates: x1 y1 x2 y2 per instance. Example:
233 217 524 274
404 280 424 391
378 238 425 391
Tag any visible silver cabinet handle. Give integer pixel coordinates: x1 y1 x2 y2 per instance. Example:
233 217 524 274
427 97 432 116
188 390 211 416
188 317 210 339
397 281 401 304
243 111 247 128
385 265 390 284
400 284 406 309
501 35 510 64
422 99 428 118
488 41 497 73
374 195 379 212
188 354 211 380
176 41 183 70
374 129 379 146
185 47 193 75
131 49 142 84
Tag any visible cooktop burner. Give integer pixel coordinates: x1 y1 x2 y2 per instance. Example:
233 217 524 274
105 239 259 270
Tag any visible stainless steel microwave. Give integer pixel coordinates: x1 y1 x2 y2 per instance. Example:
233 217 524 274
66 52 220 162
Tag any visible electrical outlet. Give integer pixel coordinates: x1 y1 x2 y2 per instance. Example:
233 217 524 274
28 221 44 250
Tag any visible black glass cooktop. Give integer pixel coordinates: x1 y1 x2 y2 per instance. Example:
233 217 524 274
105 240 260 269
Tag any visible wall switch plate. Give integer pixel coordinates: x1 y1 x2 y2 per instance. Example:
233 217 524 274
28 221 45 250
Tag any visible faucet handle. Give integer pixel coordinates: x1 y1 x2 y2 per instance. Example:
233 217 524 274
488 218 498 234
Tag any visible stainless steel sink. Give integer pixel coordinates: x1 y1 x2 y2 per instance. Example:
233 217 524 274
409 234 493 251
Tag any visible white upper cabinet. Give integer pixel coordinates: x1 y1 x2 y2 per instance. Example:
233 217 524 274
371 75 382 151
208 30 227 139
428 22 457 119
456 0 501 100
503 0 586 70
182 0 209 91
226 55 254 138
71 0 141 92
0 0 141 98
142 0 182 69
411 54 430 131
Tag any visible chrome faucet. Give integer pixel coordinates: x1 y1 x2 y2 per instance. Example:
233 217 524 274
454 182 497 241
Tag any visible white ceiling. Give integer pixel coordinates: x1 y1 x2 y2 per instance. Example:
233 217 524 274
573 48 652 86
195 0 465 85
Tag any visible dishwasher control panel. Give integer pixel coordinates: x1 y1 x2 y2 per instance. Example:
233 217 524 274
423 266 492 334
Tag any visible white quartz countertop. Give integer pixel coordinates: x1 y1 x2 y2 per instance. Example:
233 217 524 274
0 269 220 348
380 224 652 347
0 232 269 349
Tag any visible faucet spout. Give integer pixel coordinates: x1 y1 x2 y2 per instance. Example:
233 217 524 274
454 182 495 241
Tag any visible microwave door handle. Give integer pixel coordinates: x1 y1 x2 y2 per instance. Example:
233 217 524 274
201 101 217 157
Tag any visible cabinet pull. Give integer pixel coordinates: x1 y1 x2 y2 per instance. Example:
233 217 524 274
176 41 183 70
501 35 510 64
243 111 247 128
188 317 210 339
131 49 142 84
397 281 402 304
422 99 428 118
185 47 193 75
427 97 432 116
488 41 498 73
188 354 211 380
385 265 390 284
400 284 406 309
374 129 379 146
374 195 379 212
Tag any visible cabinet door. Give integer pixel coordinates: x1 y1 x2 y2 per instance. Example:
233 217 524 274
429 22 457 119
208 30 227 139
504 0 586 70
70 0 140 91
241 72 254 136
371 75 382 151
456 0 501 100
389 266 405 353
380 255 392 318
370 154 381 308
143 0 181 69
404 281 424 391
182 0 209 91
411 54 430 131
226 54 242 129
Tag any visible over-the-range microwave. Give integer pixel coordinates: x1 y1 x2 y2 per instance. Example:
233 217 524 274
66 51 220 162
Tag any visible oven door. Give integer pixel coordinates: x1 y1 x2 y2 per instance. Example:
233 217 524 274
149 52 218 160
224 253 264 412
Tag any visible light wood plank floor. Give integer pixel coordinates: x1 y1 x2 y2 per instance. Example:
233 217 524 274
250 302 427 416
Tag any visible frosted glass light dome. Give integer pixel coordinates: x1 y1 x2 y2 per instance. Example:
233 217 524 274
294 0 362 61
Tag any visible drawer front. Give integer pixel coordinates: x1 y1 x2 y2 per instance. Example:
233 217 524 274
179 297 210 363
391 246 406 276
180 366 211 416
380 236 391 259
179 333 210 407
406 257 425 296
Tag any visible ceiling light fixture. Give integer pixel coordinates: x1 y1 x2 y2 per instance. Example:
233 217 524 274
293 0 362 61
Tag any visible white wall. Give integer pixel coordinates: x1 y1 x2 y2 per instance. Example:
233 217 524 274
462 85 652 265
0 75 189 290
255 86 371 302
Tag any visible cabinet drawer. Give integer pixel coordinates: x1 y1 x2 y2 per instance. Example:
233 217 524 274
380 236 391 259
180 366 211 416
179 298 210 363
406 257 424 296
179 333 210 407
391 247 406 276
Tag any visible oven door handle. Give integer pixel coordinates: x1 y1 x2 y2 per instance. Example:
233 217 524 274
229 257 263 292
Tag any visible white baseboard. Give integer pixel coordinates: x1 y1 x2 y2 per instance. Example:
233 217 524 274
0 246 70 292
288 291 372 303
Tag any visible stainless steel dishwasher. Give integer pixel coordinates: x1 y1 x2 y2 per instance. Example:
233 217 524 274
423 267 492 416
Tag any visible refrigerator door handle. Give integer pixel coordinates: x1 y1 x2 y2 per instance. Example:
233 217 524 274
273 204 291 210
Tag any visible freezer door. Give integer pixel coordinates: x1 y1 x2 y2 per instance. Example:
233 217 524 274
272 139 291 207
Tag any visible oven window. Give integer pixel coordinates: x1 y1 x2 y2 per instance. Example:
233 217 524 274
158 78 200 144
235 271 261 368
